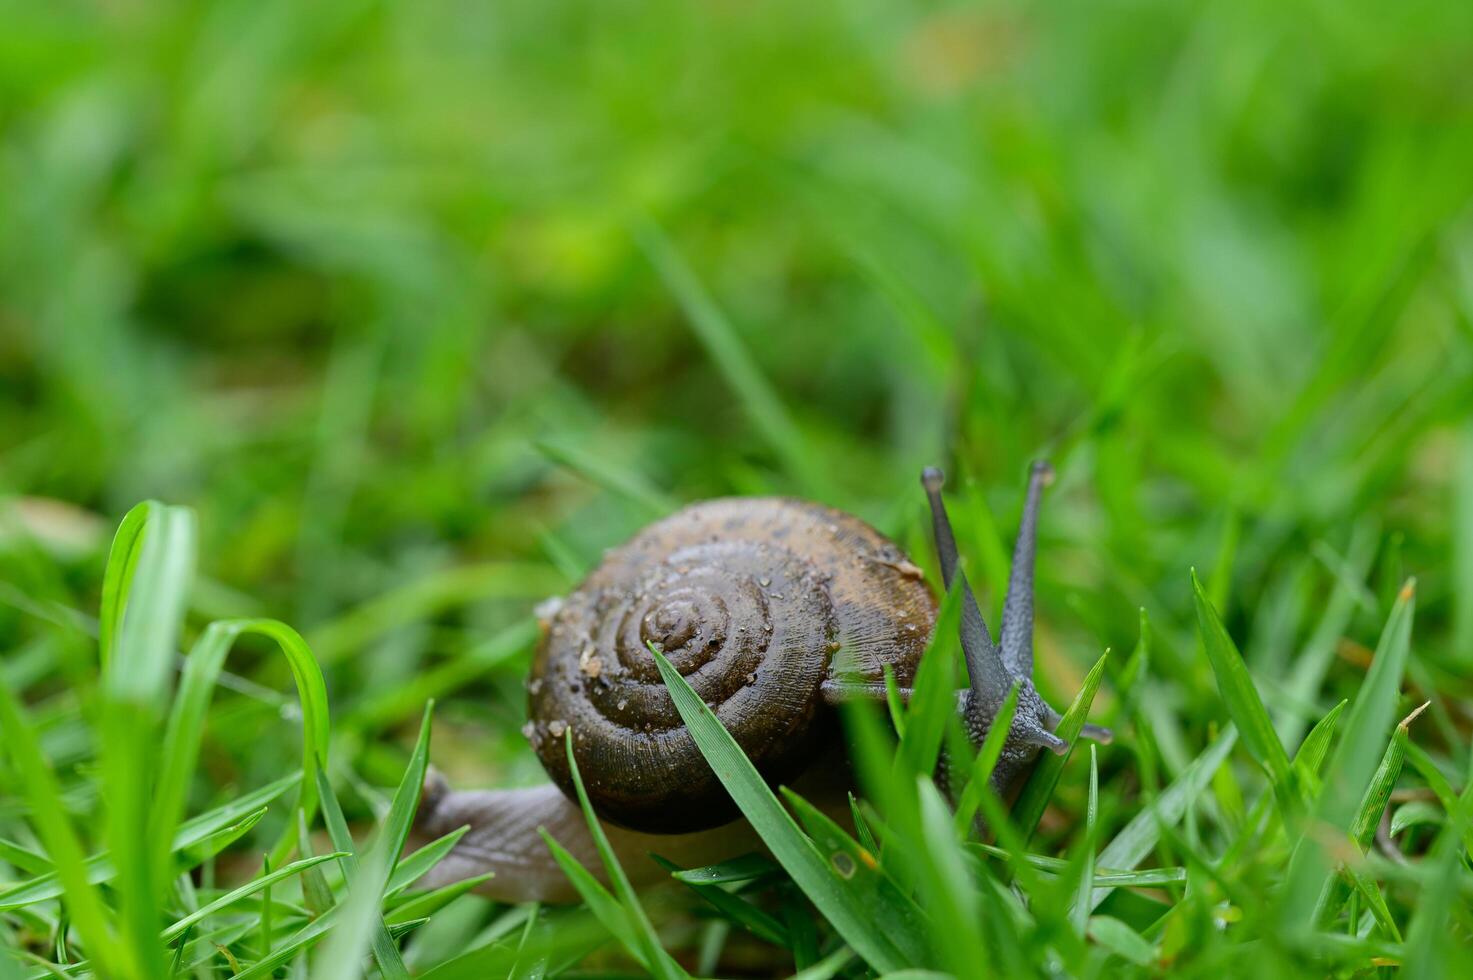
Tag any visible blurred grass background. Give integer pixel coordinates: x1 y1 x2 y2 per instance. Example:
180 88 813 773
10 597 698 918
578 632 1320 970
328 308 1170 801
2 0 1473 971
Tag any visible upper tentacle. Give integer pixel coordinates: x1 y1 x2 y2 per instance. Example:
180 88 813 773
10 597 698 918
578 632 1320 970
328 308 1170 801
921 467 1012 711
999 460 1053 678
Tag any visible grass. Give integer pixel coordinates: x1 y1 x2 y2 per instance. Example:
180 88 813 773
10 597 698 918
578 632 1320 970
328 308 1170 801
3 0 1473 975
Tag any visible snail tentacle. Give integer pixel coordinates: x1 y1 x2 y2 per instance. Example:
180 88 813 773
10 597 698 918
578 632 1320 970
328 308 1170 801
999 460 1053 678
923 463 1111 769
919 467 1010 710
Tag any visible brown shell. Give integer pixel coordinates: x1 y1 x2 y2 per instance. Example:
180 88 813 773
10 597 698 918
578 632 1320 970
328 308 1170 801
526 497 936 833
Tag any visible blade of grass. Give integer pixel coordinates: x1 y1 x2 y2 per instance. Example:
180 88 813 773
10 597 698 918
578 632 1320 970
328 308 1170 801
0 676 121 975
0 773 300 911
952 682 1020 835
160 618 331 870
385 826 471 897
313 701 434 980
650 643 913 972
385 875 492 925
634 219 830 498
1280 580 1416 930
161 853 342 943
1073 745 1099 935
1088 727 1237 912
538 832 647 971
559 728 688 980
780 789 928 962
1192 569 1296 817
1088 916 1157 968
671 854 780 886
915 778 988 975
1013 653 1108 841
967 845 1185 887
652 855 788 946
100 500 196 980
534 438 674 516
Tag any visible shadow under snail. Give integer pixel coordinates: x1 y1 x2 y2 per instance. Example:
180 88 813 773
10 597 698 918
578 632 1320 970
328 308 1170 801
411 463 1110 903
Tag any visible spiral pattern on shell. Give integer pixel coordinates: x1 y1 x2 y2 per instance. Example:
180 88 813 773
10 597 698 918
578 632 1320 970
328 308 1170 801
527 497 935 833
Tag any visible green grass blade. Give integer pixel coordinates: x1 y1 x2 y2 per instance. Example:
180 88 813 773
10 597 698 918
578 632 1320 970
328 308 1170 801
0 773 299 912
650 643 913 972
652 855 789 946
635 219 831 498
312 701 433 980
96 501 152 670
1192 569 1296 816
1403 817 1464 979
1087 916 1157 968
780 788 928 963
161 853 342 943
967 844 1185 887
915 777 988 974
0 676 121 975
0 838 51 876
560 729 688 980
1350 703 1425 850
1012 653 1108 841
99 500 196 979
385 875 492 925
534 438 675 516
952 682 1020 835
1088 727 1237 913
1073 745 1099 936
385 826 471 897
1293 698 1349 796
1280 580 1417 929
539 831 646 970
159 618 332 870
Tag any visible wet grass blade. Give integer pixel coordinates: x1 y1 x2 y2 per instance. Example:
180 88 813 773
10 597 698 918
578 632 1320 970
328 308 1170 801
651 643 913 972
0 773 299 912
540 832 647 970
1088 727 1237 913
99 499 196 980
0 674 121 975
535 438 675 517
162 618 332 869
653 855 789 946
313 700 435 980
160 853 342 943
635 219 831 498
561 729 688 980
781 788 927 962
1280 580 1416 928
1013 653 1108 841
385 826 471 897
1073 745 1099 935
1192 569 1296 817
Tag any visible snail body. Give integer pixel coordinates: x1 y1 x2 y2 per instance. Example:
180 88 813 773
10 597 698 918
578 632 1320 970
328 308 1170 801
412 465 1108 903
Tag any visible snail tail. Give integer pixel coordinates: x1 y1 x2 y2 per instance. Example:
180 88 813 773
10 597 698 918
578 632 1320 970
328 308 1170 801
408 770 759 904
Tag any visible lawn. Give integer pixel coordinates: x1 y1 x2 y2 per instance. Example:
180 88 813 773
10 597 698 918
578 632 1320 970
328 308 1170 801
2 0 1473 976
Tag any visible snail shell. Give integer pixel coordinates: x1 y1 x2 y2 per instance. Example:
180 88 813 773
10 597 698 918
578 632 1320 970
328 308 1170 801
525 497 935 833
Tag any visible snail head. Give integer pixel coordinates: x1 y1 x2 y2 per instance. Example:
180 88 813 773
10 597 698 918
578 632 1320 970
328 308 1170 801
921 464 1111 765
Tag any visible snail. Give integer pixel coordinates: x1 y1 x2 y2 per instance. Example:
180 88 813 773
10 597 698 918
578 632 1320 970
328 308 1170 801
411 463 1109 902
